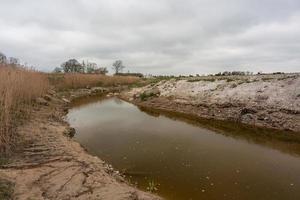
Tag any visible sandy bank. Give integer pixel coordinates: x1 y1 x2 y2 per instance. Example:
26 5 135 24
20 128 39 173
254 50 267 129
0 88 162 200
124 74 300 132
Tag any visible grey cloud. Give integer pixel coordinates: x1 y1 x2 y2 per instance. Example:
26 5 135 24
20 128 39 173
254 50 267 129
0 0 299 74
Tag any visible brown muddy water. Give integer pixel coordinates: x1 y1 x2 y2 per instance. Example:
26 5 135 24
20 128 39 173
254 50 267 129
67 96 300 200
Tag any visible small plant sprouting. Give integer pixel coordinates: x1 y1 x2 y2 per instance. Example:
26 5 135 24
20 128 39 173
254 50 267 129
146 180 159 193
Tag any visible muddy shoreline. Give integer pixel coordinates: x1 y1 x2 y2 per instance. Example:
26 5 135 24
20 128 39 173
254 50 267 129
0 87 162 200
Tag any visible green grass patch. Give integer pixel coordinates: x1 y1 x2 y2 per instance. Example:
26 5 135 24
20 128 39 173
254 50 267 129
225 78 235 82
140 92 156 101
262 77 274 81
187 78 216 82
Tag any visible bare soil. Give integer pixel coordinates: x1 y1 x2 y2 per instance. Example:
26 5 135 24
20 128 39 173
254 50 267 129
0 88 161 200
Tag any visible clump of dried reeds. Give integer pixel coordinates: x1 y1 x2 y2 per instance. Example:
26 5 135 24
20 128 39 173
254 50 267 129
0 64 49 153
49 73 140 90
0 69 139 153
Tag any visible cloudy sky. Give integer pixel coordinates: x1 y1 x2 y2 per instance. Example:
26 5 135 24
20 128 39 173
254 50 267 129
0 0 299 75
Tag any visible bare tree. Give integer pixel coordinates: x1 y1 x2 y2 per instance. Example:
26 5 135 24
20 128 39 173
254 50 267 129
61 59 84 73
112 60 125 74
86 62 98 73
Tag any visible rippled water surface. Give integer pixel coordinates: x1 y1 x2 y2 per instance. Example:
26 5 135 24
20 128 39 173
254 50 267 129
67 97 300 200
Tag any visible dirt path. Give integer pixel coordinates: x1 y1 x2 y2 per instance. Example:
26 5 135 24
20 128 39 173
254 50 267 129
0 90 162 200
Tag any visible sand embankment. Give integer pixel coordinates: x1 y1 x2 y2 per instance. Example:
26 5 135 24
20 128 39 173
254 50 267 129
125 74 300 132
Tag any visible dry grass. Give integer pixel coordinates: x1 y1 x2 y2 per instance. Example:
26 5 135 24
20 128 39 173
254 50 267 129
0 65 49 153
49 73 140 90
0 70 139 153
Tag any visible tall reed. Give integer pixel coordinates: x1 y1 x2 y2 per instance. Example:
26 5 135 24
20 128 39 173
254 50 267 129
1 70 139 153
49 73 140 90
0 65 49 153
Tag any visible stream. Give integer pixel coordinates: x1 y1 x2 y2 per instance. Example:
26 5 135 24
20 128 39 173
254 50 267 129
67 96 300 200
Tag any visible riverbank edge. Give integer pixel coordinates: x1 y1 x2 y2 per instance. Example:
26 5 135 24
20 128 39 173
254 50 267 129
123 74 300 133
0 87 162 200
120 93 300 133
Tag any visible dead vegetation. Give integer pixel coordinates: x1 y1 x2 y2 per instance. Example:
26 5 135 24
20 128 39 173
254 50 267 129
49 73 140 90
0 64 49 153
0 179 14 200
0 67 138 153
0 67 142 153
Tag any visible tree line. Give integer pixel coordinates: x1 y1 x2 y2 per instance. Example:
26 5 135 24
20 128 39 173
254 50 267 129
1 52 141 77
214 71 253 76
0 52 19 65
55 59 128 75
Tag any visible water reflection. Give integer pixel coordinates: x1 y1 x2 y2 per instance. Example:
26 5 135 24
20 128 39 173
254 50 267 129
113 98 124 105
68 97 300 200
138 106 300 157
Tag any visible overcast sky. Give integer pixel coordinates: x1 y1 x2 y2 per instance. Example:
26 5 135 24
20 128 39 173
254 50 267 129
0 0 299 75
